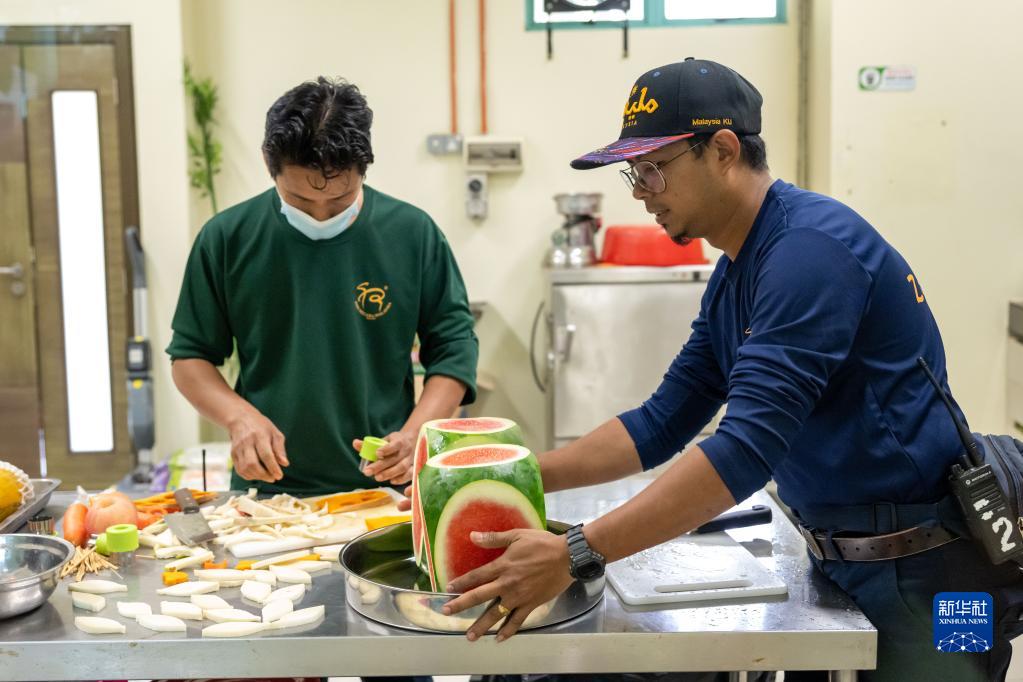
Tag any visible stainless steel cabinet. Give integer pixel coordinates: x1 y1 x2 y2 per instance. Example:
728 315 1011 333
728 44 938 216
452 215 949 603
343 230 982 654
543 265 717 450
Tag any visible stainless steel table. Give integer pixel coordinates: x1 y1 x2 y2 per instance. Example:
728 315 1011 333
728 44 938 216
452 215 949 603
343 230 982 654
0 476 876 680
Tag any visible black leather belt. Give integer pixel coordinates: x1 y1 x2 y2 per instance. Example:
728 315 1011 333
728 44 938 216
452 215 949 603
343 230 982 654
798 524 958 562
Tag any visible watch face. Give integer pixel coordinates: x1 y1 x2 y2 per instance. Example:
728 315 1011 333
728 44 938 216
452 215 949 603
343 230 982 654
576 558 604 580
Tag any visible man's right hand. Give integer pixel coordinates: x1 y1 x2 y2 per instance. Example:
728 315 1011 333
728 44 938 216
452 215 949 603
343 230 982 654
228 409 290 483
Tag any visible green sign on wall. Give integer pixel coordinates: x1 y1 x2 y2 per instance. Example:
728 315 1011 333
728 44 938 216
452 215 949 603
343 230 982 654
858 66 916 92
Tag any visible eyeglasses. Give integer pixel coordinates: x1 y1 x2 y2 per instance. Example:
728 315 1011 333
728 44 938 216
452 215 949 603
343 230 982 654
619 141 704 194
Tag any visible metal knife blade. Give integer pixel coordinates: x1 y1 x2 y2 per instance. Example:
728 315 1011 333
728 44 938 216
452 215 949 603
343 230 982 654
692 505 772 534
163 488 215 545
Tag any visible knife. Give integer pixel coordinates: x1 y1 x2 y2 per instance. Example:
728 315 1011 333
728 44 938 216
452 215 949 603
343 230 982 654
164 488 216 546
692 504 772 534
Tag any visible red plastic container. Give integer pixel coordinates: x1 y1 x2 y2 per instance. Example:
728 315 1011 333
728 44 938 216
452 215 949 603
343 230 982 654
600 225 708 266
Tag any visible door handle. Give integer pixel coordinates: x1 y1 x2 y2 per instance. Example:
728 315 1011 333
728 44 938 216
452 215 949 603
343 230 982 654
0 263 24 279
556 323 576 364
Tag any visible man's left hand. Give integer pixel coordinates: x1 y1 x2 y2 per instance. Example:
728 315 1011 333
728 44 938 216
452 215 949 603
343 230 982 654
442 528 574 642
354 431 415 485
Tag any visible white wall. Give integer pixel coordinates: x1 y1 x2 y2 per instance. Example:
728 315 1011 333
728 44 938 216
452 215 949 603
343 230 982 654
180 0 800 449
818 0 1023 433
2 0 199 461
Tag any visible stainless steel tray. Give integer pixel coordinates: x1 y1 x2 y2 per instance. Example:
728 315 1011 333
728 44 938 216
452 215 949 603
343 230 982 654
0 479 61 535
341 520 604 633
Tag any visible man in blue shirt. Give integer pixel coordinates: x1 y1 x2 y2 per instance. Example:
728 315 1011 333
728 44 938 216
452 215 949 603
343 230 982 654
441 59 1023 681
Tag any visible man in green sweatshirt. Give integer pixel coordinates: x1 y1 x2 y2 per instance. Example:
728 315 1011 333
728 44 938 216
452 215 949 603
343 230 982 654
167 76 477 508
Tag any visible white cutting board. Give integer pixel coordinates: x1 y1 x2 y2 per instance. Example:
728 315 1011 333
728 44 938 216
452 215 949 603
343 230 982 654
606 532 787 606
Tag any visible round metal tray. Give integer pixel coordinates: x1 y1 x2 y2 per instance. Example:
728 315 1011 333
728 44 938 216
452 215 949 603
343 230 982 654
341 520 604 633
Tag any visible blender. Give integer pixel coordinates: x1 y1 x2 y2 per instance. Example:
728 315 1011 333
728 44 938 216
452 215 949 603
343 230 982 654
545 193 602 268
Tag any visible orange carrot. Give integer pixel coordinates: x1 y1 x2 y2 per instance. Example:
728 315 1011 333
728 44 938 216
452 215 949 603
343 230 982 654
62 503 89 547
162 571 188 586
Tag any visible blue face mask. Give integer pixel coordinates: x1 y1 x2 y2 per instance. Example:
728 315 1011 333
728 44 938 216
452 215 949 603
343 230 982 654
278 190 362 241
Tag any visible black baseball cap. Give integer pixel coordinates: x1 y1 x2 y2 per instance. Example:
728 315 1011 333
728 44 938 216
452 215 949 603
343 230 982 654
571 58 763 170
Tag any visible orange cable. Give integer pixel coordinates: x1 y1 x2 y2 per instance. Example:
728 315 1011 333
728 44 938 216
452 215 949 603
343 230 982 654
449 0 459 135
478 0 488 134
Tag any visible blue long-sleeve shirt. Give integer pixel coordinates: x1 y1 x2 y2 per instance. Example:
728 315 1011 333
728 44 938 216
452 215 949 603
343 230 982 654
619 180 966 515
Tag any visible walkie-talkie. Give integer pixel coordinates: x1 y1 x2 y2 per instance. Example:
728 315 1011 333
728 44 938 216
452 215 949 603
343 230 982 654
918 358 1023 565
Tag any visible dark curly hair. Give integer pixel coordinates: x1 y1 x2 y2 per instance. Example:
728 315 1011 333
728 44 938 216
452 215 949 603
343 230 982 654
262 76 374 180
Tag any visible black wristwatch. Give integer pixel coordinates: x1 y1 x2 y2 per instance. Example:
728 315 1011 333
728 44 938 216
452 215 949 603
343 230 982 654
565 523 605 581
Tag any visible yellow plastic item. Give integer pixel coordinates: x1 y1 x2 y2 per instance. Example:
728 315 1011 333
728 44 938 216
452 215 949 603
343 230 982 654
364 515 412 531
162 571 188 586
0 462 30 523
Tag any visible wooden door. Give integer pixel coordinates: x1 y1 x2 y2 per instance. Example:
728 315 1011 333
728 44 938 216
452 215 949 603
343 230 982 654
0 42 135 488
0 45 41 477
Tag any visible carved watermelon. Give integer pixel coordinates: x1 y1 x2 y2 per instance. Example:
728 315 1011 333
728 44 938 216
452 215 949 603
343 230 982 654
411 417 525 565
418 444 545 591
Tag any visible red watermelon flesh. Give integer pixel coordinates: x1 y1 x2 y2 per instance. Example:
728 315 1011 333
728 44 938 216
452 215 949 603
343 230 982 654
442 499 533 584
434 417 508 432
412 433 429 561
439 446 519 467
414 433 429 475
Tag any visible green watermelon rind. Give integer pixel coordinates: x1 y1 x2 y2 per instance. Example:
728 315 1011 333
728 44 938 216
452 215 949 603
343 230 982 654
412 417 524 566
419 444 546 585
420 445 546 536
431 479 544 590
422 418 525 460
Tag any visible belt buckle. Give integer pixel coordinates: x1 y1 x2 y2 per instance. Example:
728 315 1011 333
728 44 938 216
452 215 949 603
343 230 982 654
799 525 825 561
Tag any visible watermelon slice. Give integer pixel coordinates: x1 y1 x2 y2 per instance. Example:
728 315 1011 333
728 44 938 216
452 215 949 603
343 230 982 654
411 417 525 566
418 444 546 591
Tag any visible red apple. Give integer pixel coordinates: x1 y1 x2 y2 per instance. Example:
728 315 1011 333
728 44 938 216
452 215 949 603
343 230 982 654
85 492 138 536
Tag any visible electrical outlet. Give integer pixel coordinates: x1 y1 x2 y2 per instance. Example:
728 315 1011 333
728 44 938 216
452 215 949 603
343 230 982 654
427 133 463 156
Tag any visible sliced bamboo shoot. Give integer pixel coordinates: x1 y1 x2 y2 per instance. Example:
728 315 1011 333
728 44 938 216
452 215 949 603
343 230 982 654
215 530 274 547
236 496 277 517
265 583 305 604
160 601 204 620
154 529 177 546
261 598 293 623
71 592 105 612
269 564 311 584
285 560 331 574
154 545 193 559
190 593 231 610
137 614 187 632
194 568 247 583
140 520 167 535
156 580 220 596
240 580 272 604
68 580 127 595
138 534 164 549
116 601 152 618
270 605 325 630
246 570 277 586
313 544 345 562
205 608 260 623
74 617 125 635
251 550 313 570
202 621 266 638
165 549 214 572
